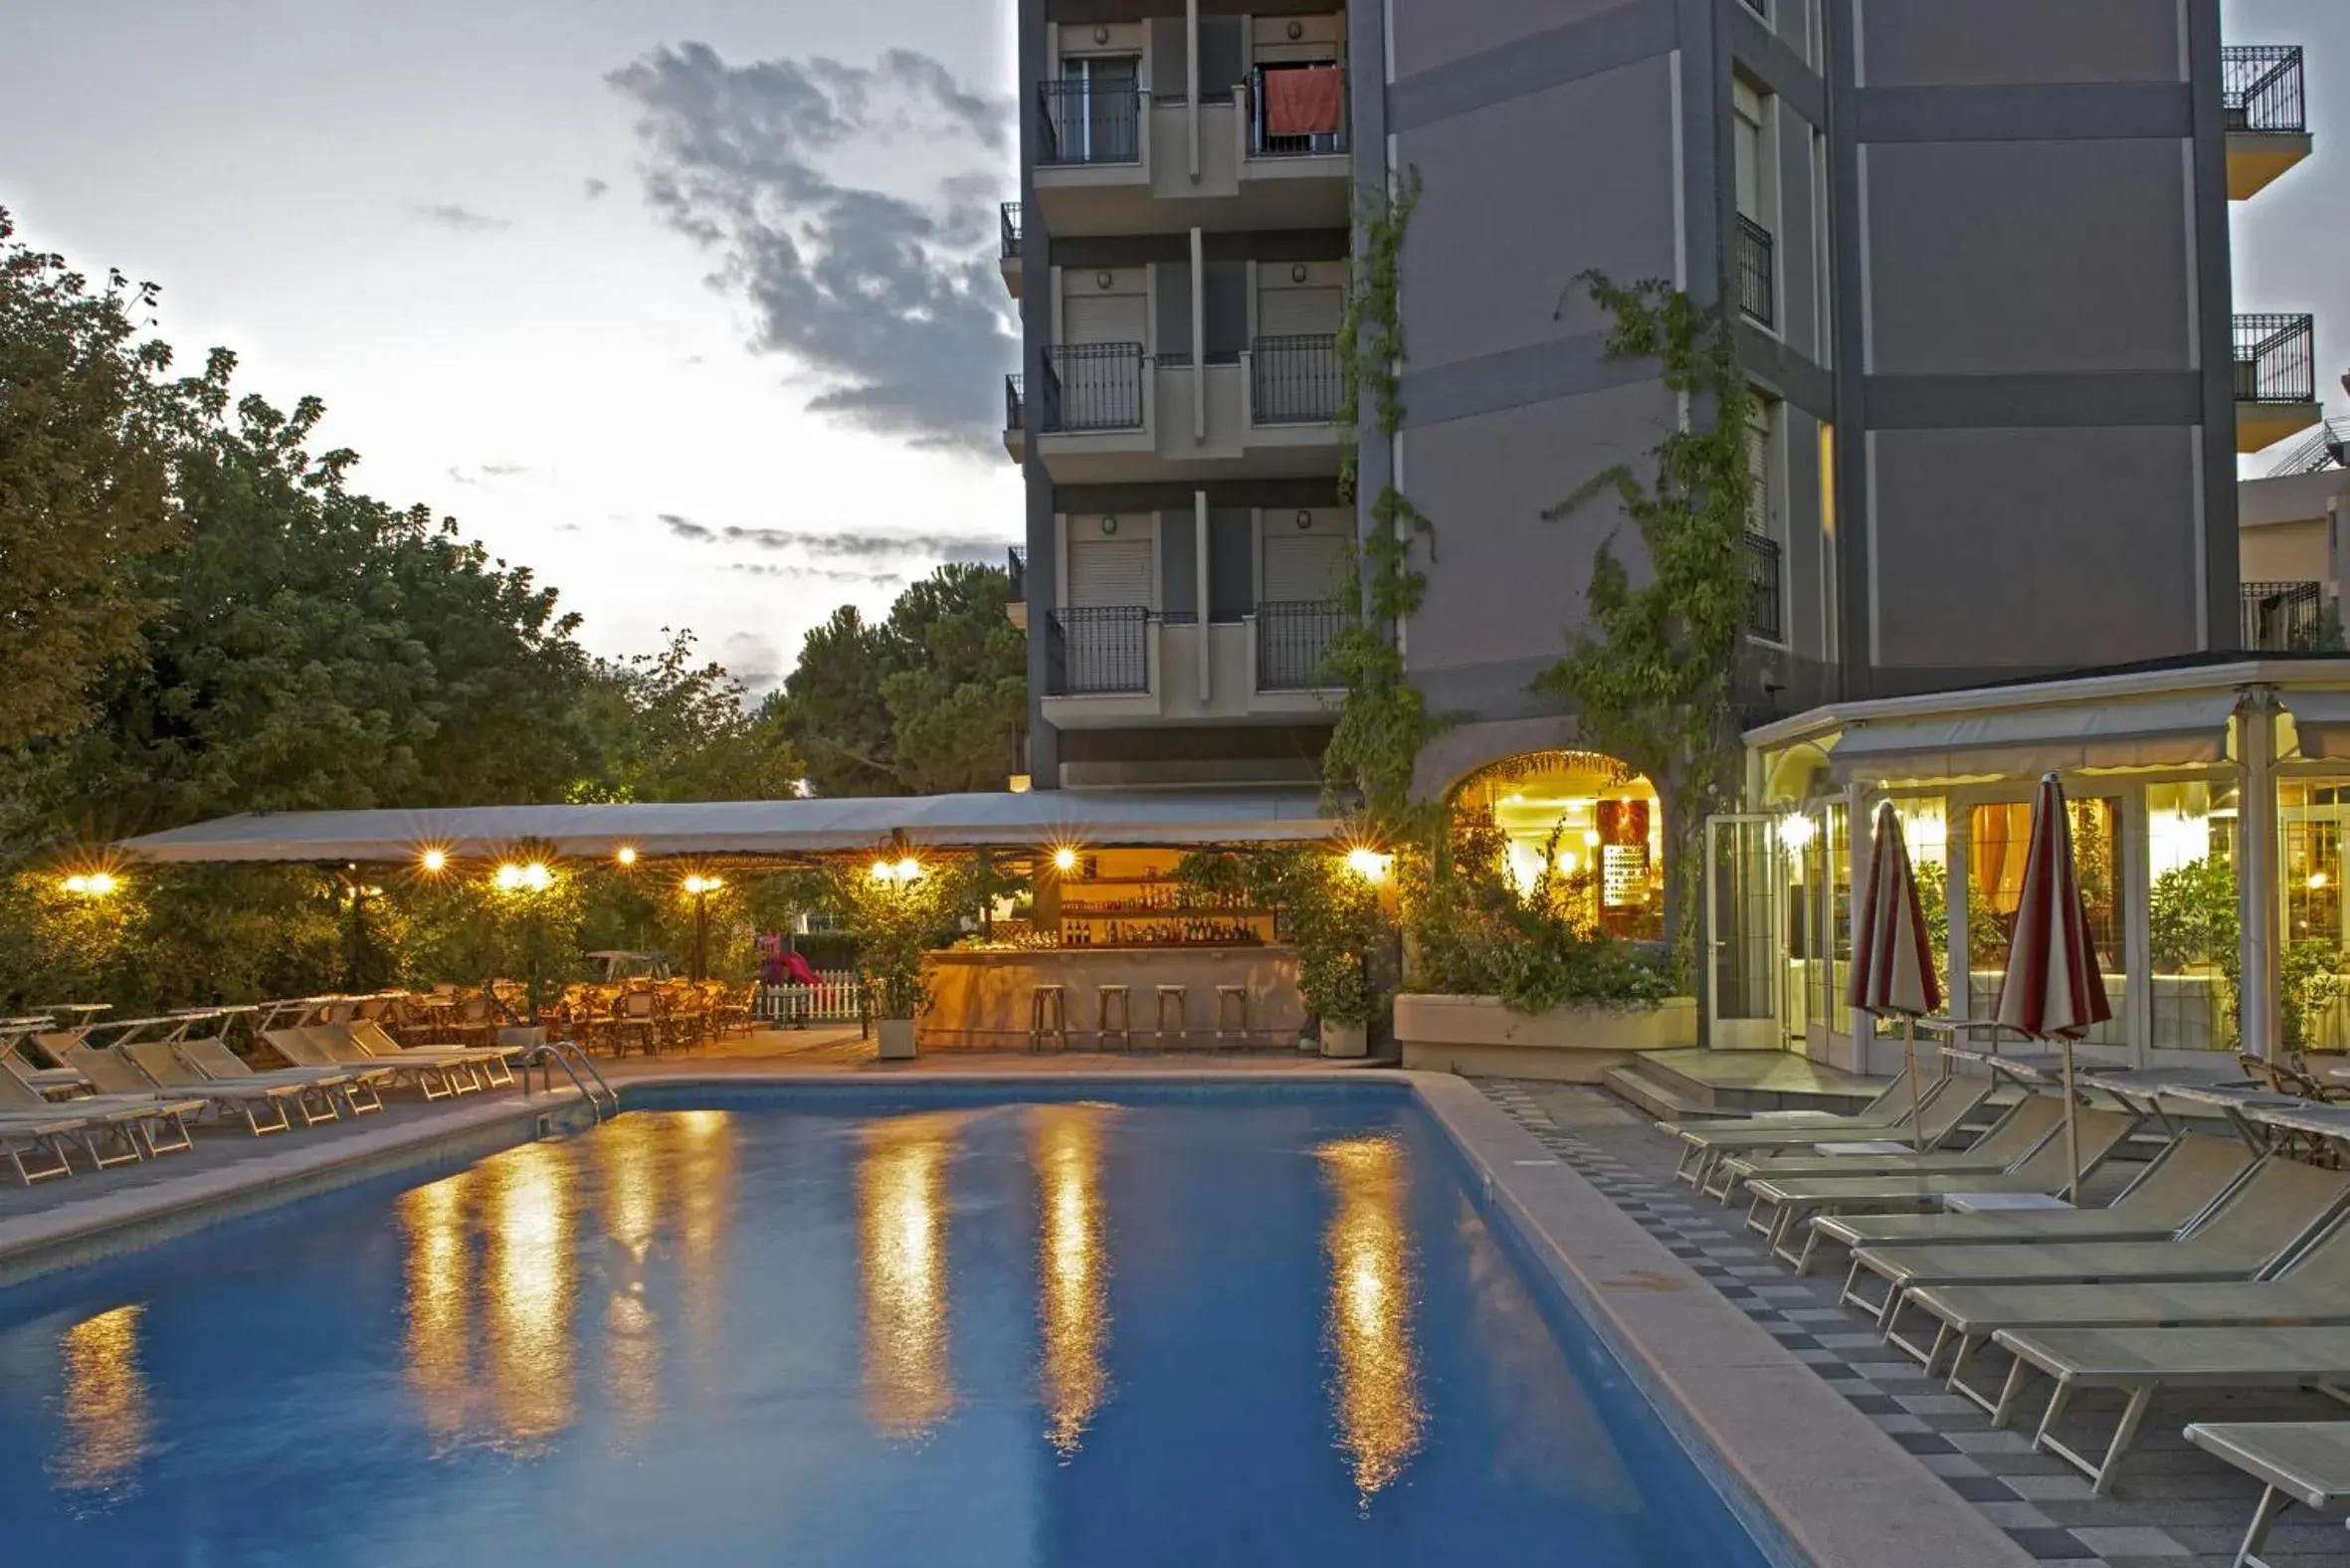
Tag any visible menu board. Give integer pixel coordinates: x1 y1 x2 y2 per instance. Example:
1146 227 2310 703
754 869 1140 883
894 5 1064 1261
1596 799 1652 911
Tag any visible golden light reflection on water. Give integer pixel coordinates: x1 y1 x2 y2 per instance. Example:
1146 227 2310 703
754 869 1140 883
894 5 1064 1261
400 1173 475 1439
1316 1133 1425 1505
53 1304 149 1495
484 1140 577 1447
594 1115 665 1429
858 1113 960 1439
1031 1104 1114 1458
675 1110 733 1377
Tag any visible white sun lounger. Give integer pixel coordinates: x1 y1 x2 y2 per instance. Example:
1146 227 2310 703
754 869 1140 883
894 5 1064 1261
2183 1421 2350 1568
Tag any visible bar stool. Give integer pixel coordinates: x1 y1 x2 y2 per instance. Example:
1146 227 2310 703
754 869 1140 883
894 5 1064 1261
1095 984 1131 1052
1215 984 1251 1050
1154 984 1189 1050
1029 984 1070 1053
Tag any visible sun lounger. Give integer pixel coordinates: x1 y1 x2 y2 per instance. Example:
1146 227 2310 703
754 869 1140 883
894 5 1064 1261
1806 1132 2257 1266
191 1036 381 1116
1690 1077 1996 1198
73 1041 298 1136
1668 1064 1951 1184
345 1020 518 1089
0 1054 197 1165
1723 1094 2069 1236
253 1031 392 1111
1991 1325 2350 1494
299 1024 478 1098
1746 1106 2143 1271
1857 1158 2350 1356
2184 1421 2350 1568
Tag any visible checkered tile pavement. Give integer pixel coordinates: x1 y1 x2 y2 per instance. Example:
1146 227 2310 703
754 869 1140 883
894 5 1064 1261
1481 1080 2350 1568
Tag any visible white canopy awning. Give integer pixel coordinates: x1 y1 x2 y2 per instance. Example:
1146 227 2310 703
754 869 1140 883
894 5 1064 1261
1831 693 2241 784
2284 689 2350 761
116 789 1340 865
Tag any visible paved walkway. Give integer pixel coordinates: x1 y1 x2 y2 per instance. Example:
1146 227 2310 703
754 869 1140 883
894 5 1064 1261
1485 1080 2350 1568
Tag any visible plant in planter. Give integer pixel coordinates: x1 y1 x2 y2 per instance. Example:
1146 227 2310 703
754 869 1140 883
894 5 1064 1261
827 849 973 1057
1177 842 1394 1053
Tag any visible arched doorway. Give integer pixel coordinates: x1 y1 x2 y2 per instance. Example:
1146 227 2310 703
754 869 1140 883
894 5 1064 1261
1451 751 1666 943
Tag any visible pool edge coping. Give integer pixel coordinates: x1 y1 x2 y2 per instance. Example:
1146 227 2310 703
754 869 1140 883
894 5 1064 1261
0 1067 2035 1568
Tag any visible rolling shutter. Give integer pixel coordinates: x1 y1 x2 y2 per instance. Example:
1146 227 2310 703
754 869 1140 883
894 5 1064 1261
1264 532 1345 603
1068 535 1153 608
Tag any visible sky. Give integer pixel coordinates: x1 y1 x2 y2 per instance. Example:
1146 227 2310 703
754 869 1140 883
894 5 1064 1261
0 1 2341 694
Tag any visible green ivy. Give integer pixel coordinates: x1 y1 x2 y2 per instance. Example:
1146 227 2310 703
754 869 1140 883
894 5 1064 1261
1322 170 1440 839
1534 273 1756 983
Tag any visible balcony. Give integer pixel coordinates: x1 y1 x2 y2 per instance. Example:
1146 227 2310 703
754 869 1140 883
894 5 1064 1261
1030 75 1350 239
1006 546 1027 632
1734 215 1775 330
2243 580 2324 652
2223 45 2311 200
1250 334 1342 426
1032 343 1340 485
1255 602 1347 692
2234 313 2321 455
999 201 1022 298
1003 374 1025 464
1743 532 1783 643
1048 606 1151 696
1247 66 1349 159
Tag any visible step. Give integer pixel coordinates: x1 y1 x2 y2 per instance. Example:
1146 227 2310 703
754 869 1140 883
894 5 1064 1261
1601 1062 1717 1124
1635 1049 1883 1116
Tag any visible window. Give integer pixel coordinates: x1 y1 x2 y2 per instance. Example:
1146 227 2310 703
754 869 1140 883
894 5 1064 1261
1967 797 2127 1049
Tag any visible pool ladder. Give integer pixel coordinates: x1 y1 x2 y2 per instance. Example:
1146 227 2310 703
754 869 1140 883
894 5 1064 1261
521 1039 619 1121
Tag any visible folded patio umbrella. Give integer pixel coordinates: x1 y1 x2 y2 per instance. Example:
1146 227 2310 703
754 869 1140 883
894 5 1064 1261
1265 65 1344 137
1850 802 1944 1150
1994 773 2113 1202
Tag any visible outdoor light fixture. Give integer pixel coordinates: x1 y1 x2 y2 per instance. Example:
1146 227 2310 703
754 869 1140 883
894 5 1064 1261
62 872 117 897
1777 814 1817 852
419 848 449 875
1286 19 1304 39
493 863 524 891
682 874 724 896
871 859 896 882
895 857 923 883
1095 270 1113 290
2312 871 2332 890
1290 263 1308 285
1053 846 1080 874
615 846 639 867
521 863 553 892
1344 847 1392 883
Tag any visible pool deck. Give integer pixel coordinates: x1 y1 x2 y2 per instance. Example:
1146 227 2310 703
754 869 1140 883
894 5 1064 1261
0 1039 2044 1568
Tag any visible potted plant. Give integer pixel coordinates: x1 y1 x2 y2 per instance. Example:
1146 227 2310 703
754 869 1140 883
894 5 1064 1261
1179 841 1394 1059
834 849 966 1061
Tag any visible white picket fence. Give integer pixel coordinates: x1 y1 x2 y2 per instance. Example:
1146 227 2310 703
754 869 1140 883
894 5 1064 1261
756 972 861 1025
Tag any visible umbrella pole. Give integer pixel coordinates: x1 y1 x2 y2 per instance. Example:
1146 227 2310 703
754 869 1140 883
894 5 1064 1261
1904 1017 1923 1153
2060 1039 2083 1205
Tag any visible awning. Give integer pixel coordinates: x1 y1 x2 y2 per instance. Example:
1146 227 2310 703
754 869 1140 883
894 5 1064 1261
115 789 1340 865
2283 689 2350 761
1831 693 2241 784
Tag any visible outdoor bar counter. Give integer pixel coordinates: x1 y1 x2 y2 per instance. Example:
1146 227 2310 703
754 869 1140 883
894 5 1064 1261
920 946 1305 1050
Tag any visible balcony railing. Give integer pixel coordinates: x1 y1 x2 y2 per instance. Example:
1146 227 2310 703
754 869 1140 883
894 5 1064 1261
1251 333 1342 425
2234 313 2317 406
1038 80 1141 166
1000 201 1022 260
2224 45 2307 135
1042 343 1146 433
1248 67 1349 157
1743 532 1783 642
1257 602 1347 691
1007 546 1026 604
2243 580 2324 652
1737 0 1768 16
1734 215 1775 328
1048 607 1150 694
1005 373 1024 432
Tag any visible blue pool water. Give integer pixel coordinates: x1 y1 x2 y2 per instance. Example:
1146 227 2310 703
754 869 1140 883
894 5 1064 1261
0 1089 1770 1567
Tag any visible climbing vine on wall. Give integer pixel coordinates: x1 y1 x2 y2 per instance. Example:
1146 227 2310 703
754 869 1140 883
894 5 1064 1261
1322 168 1439 839
1534 273 1756 983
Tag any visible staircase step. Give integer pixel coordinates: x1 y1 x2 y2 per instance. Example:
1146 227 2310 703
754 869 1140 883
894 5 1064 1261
1602 1063 1716 1123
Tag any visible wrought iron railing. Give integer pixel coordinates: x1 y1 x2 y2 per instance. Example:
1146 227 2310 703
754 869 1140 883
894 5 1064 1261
2223 45 2307 135
1048 607 1151 694
1256 602 1347 691
2267 418 2350 479
1000 201 1022 260
1248 67 1349 157
2243 581 2325 652
1007 546 1026 604
1038 80 1141 165
1251 333 1341 425
2233 313 2317 406
1042 343 1146 432
1004 373 1024 433
1743 532 1783 642
1734 215 1775 328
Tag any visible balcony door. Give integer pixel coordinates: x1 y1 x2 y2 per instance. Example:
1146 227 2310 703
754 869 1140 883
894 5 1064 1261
1059 55 1139 163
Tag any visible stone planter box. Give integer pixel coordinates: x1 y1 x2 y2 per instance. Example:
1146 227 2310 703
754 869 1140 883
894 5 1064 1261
877 1018 918 1061
1393 993 1697 1082
1320 1020 1369 1060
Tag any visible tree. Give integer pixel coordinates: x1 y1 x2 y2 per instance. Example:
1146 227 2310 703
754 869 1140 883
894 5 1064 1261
576 629 801 802
0 208 186 749
780 605 898 796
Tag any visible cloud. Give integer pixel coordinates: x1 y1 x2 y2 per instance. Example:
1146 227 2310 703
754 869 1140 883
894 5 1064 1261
718 631 785 691
449 462 528 486
725 562 906 588
664 516 1008 563
409 201 511 233
584 177 611 200
609 43 1017 458
660 512 716 542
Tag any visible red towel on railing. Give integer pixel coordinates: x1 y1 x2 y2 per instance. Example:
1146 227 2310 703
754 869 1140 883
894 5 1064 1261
1266 66 1343 136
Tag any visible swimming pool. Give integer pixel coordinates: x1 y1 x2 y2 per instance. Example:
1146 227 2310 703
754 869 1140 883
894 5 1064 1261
0 1087 1771 1566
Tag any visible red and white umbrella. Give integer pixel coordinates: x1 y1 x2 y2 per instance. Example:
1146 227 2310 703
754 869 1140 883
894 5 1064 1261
1850 802 1944 1149
1993 773 2113 1201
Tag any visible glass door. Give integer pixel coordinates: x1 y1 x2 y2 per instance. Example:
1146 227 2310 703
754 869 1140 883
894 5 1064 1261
1705 815 1784 1049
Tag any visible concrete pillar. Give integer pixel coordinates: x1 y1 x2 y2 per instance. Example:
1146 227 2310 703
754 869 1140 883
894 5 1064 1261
1189 226 1206 442
1194 490 1211 699
1845 779 1876 1068
1185 0 1200 181
2240 688 2280 1059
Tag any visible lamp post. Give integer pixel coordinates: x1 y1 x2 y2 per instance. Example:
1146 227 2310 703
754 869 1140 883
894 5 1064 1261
683 875 724 981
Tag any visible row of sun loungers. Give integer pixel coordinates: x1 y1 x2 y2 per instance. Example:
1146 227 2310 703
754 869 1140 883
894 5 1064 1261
1655 1061 2350 1556
0 1022 531 1186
